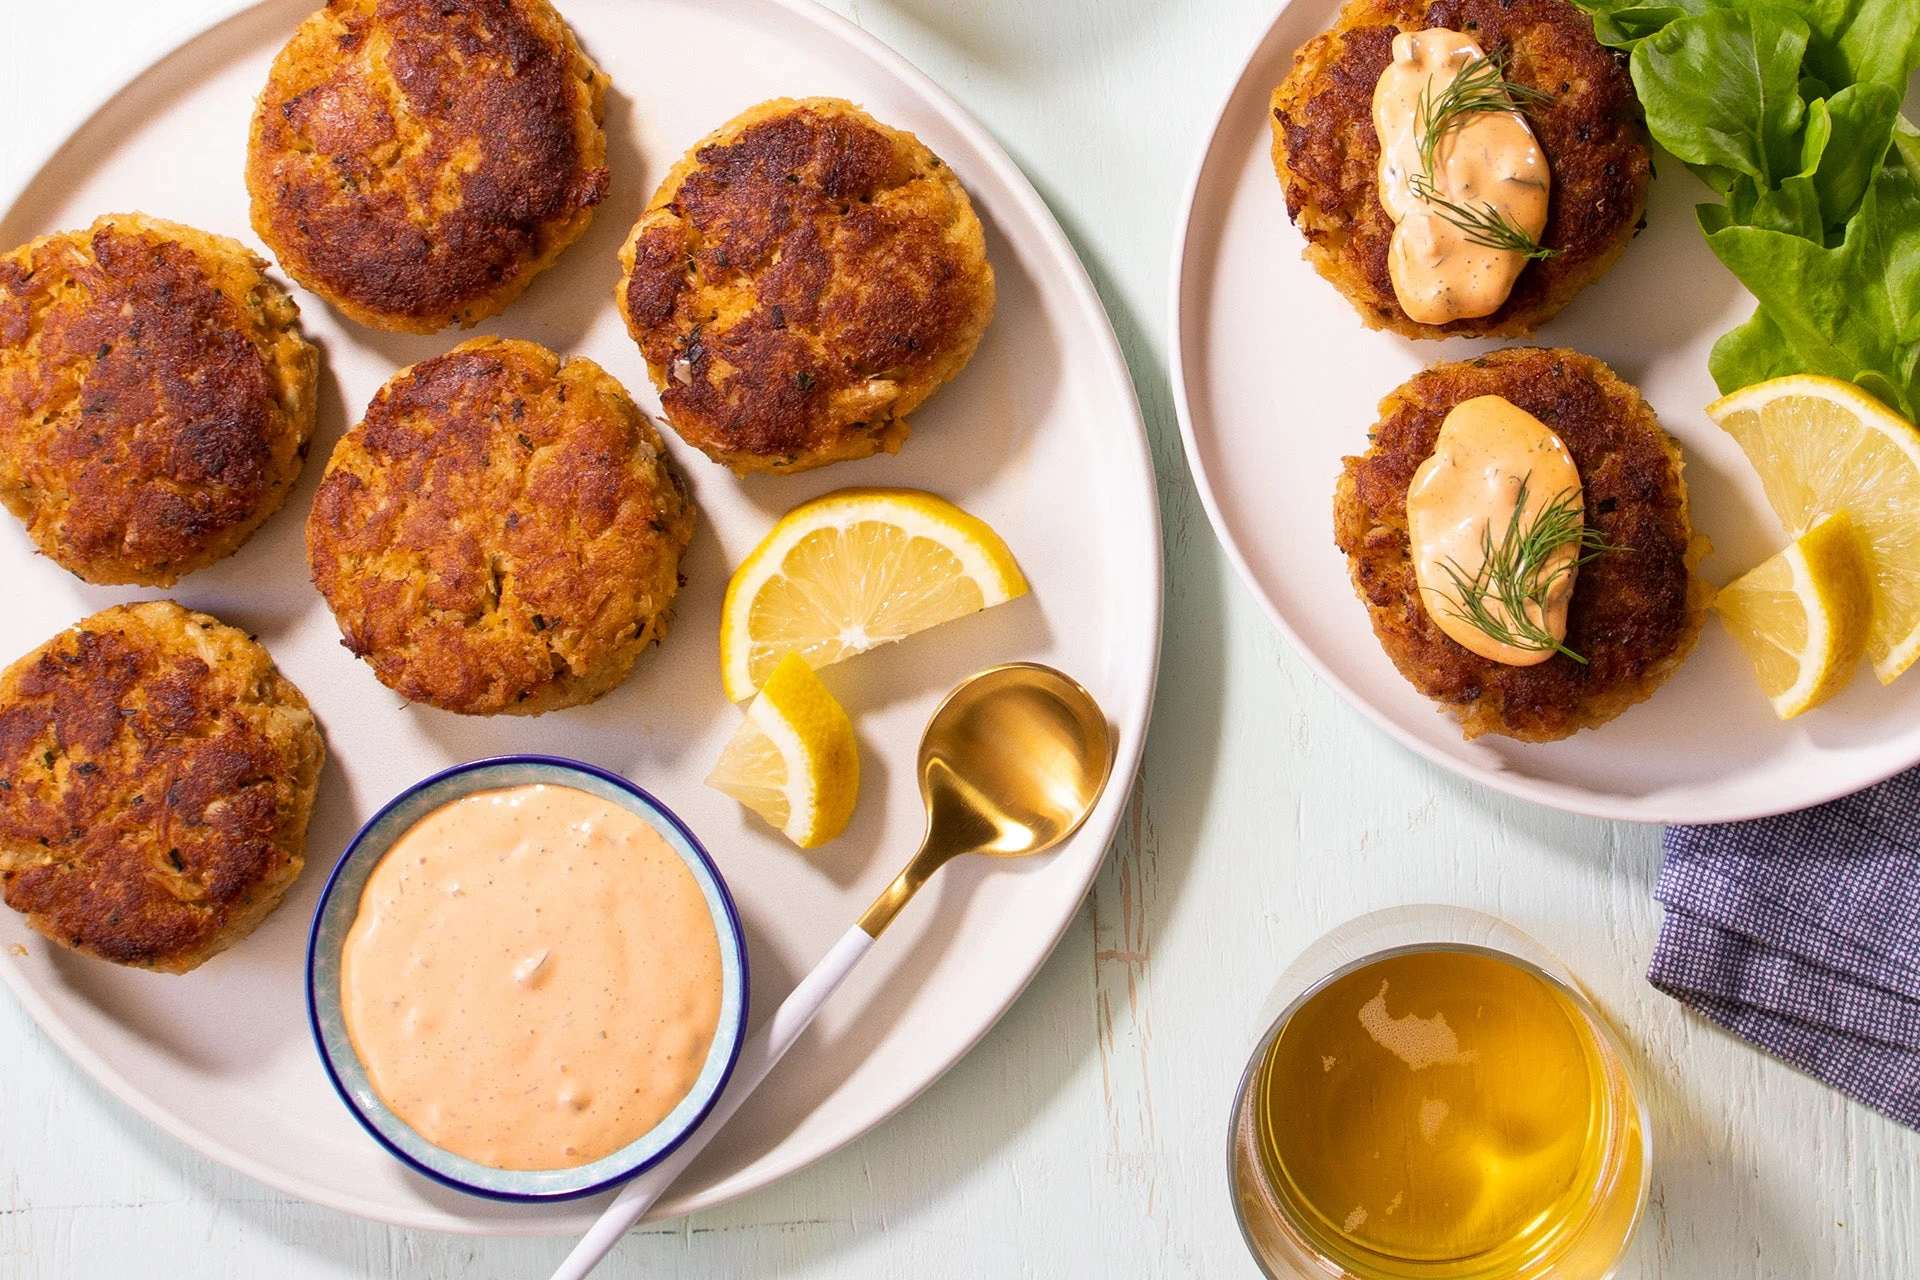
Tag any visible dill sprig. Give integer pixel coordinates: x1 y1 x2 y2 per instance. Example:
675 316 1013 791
1411 51 1559 259
1409 173 1561 259
1414 51 1555 180
1434 473 1621 664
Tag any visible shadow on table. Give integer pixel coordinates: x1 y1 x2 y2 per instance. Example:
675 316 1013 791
648 155 1234 1267
868 0 1175 74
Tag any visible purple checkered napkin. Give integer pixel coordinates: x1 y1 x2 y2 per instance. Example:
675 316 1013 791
1651 766 1920 1130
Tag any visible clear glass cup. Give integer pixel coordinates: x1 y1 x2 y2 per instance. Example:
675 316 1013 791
1228 906 1651 1280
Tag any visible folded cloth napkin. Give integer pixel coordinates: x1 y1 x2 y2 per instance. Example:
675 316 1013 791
1651 766 1920 1130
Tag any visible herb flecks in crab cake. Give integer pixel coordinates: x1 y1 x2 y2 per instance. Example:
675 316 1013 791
306 337 695 716
247 0 610 333
0 214 318 586
617 97 996 475
1334 348 1709 742
1270 0 1650 338
0 601 323 973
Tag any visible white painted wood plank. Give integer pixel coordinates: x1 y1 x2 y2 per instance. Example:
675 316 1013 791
3 1 1917 1276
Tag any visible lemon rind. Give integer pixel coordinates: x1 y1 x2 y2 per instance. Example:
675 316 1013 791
744 691 819 845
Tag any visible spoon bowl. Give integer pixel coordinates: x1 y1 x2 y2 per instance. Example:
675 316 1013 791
918 662 1116 858
862 662 1114 934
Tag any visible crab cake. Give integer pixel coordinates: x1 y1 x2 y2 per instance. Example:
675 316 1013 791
307 337 694 715
0 214 318 586
247 0 610 333
1334 348 1708 741
617 97 996 475
0 602 323 973
1271 0 1650 338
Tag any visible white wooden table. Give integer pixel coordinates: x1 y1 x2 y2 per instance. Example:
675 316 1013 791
3 2 1916 1276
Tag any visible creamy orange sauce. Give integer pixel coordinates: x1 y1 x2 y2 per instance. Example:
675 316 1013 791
1373 30 1550 323
341 784 723 1171
1407 396 1583 665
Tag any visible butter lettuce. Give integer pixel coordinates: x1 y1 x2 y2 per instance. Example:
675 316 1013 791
1794 0 1920 92
1572 0 1920 416
1807 83 1903 226
1894 114 1920 176
1632 6 1809 187
1581 0 1920 91
1706 165 1920 411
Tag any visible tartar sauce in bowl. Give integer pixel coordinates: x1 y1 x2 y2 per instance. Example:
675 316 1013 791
307 757 747 1201
341 784 723 1171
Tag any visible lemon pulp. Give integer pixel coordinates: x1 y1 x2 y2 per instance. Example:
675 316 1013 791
1713 512 1871 718
719 488 1027 702
1709 376 1920 683
707 652 860 848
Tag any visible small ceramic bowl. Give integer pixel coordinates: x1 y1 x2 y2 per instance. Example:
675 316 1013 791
306 755 749 1201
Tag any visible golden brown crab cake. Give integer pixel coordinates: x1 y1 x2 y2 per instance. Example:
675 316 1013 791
306 337 695 715
1270 0 1650 339
0 601 323 973
617 97 996 474
247 0 610 333
1333 348 1709 742
0 214 318 586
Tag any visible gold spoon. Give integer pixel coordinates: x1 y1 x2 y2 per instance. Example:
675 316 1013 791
554 663 1113 1279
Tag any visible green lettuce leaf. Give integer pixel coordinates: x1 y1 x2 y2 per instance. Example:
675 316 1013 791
1780 0 1920 91
1702 164 1920 414
1578 0 1709 48
1630 7 1809 187
1807 82 1902 226
1894 115 1920 178
1571 0 1920 411
1709 307 1812 392
1722 83 1903 238
1575 0 1920 88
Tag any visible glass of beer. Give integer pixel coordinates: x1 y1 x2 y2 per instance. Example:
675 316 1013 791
1228 906 1650 1279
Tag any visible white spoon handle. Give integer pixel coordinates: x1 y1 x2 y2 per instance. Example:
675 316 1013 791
549 924 877 1280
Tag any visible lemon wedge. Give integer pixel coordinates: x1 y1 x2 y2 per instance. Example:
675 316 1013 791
707 652 859 848
1714 512 1872 718
719 488 1028 702
1708 375 1920 683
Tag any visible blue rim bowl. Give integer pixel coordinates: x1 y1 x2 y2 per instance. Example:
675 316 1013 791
305 754 750 1202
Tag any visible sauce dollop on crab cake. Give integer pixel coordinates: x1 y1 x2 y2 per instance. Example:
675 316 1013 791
307 337 694 715
1334 348 1708 741
1270 0 1649 338
0 601 323 973
247 0 610 333
617 97 996 474
0 214 317 585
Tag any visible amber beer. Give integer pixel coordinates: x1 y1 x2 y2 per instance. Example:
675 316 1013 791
1230 943 1647 1279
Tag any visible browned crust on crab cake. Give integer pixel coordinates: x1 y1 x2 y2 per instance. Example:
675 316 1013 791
0 601 323 973
1333 347 1709 742
1270 0 1649 339
247 0 610 333
307 337 695 715
617 97 996 475
0 214 318 586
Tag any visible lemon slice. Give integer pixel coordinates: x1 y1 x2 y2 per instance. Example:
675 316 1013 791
1708 375 1920 683
707 652 859 848
1713 512 1872 718
719 488 1028 702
